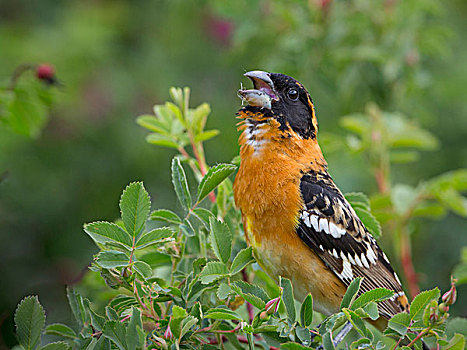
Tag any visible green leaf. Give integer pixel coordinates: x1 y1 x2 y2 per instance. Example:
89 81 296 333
345 192 370 210
354 207 382 238
387 312 411 336
231 281 269 309
191 208 215 226
197 163 237 202
146 133 179 149
66 288 87 327
119 182 151 239
103 321 127 350
351 288 394 310
180 316 198 339
38 342 71 350
209 218 232 263
136 115 170 134
216 283 233 300
300 294 313 328
97 250 129 268
204 308 243 321
443 334 466 350
84 300 106 331
150 209 182 224
340 277 362 309
194 130 220 142
280 277 296 324
434 188 467 217
343 308 370 338
126 308 144 350
410 288 440 321
230 247 255 275
281 343 313 349
322 331 336 350
133 261 153 279
14 296 45 350
199 261 229 284
84 222 132 248
171 157 192 210
135 227 174 249
45 324 77 339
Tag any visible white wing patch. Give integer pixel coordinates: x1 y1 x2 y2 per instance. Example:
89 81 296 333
337 258 353 281
301 212 346 239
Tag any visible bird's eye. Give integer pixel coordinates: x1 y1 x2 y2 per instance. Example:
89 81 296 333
287 88 299 100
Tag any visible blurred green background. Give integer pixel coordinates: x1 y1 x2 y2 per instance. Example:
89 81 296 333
1 0 466 347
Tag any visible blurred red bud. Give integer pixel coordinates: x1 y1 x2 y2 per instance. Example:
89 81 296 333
259 311 269 320
265 297 280 315
442 278 457 306
429 312 439 323
36 64 56 84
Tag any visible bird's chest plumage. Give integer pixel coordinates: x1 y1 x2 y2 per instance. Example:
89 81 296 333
233 128 344 314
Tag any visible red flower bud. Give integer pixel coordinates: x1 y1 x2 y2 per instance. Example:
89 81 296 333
36 64 56 84
259 311 269 320
164 324 173 339
442 279 457 306
265 297 280 315
438 302 449 313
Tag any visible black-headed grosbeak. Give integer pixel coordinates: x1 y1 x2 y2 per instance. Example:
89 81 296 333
233 71 409 331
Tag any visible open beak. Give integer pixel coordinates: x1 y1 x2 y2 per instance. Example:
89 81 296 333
237 70 278 109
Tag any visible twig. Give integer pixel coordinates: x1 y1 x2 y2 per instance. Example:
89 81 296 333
241 269 254 322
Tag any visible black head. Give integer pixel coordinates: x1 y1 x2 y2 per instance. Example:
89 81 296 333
238 71 318 139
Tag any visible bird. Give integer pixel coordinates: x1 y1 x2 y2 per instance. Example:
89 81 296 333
233 71 410 335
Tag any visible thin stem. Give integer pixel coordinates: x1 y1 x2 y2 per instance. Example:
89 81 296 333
400 230 420 298
407 328 429 347
241 269 254 322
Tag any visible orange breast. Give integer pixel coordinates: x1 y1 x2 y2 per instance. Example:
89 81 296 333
233 123 346 315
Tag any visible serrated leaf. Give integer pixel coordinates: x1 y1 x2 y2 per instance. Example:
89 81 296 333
351 288 394 310
84 222 132 248
345 192 370 210
340 277 362 309
197 163 237 202
300 294 313 328
410 288 440 321
387 312 411 336
66 288 87 327
191 207 215 227
38 342 71 350
280 277 296 324
150 209 182 224
97 250 129 268
135 227 174 249
231 281 269 309
126 308 143 350
216 283 232 300
45 324 77 339
204 308 243 321
119 182 150 239
230 247 255 275
354 207 382 238
84 300 106 331
209 218 232 263
103 321 127 350
133 261 153 279
14 296 45 350
171 157 192 210
199 261 228 284
180 218 196 237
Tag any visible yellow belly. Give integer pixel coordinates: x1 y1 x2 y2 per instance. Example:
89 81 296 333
244 216 346 316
